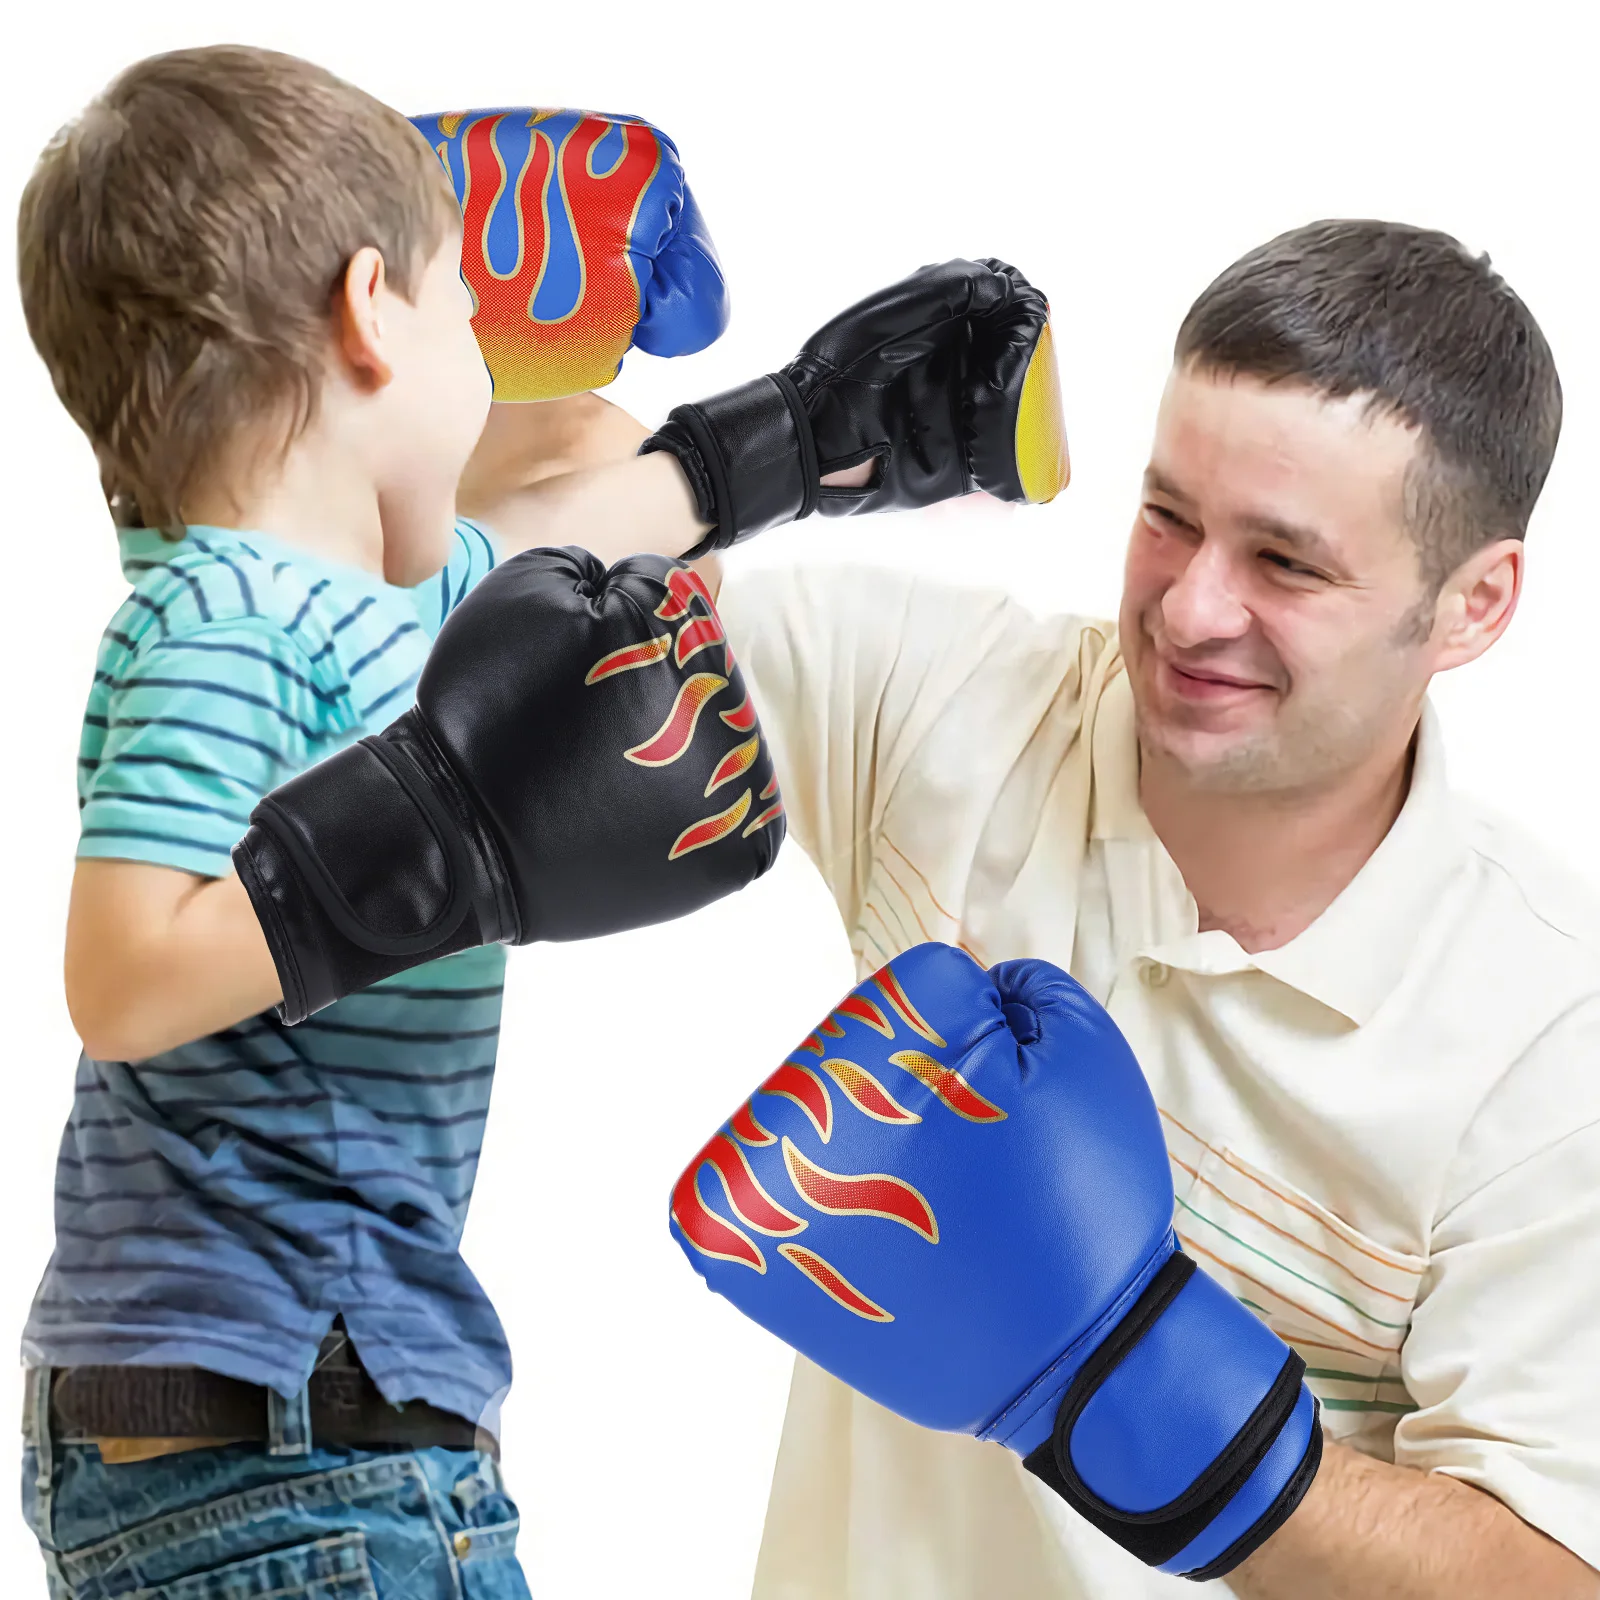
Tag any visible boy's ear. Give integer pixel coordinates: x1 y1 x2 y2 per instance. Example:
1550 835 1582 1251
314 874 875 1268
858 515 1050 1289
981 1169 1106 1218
334 246 394 389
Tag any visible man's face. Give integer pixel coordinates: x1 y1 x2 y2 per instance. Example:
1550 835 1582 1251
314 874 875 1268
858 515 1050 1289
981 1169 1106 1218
1118 365 1439 795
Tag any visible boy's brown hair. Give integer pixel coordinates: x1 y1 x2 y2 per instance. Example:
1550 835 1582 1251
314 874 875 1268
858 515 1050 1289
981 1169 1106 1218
16 44 461 531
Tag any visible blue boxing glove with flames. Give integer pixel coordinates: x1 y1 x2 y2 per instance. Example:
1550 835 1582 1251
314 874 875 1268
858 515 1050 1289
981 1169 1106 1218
411 106 728 400
670 942 1321 1581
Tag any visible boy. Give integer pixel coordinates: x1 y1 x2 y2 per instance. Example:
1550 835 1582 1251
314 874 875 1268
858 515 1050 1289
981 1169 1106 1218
15 42 1058 1595
14 45 724 1597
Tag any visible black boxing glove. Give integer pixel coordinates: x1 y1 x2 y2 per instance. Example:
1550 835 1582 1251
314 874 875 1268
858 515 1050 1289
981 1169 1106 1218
232 548 784 1023
640 258 1070 555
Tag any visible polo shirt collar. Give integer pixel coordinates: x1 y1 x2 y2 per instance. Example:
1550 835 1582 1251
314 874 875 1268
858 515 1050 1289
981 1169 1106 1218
1243 706 1463 1025
1092 665 1466 1027
1088 669 1151 842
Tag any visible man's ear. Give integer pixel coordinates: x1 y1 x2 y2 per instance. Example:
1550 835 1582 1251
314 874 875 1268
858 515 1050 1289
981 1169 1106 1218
333 246 394 390
1429 538 1523 672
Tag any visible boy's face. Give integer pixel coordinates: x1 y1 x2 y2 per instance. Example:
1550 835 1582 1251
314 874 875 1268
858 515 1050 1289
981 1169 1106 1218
373 230 493 586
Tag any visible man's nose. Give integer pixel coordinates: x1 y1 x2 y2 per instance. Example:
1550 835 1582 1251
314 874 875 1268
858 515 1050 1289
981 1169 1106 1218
1161 542 1251 648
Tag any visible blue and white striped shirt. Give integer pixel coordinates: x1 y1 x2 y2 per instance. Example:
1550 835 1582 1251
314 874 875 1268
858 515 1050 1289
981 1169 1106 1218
25 521 515 1427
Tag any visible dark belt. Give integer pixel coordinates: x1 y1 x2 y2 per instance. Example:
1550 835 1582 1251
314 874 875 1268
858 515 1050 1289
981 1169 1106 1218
27 1327 496 1458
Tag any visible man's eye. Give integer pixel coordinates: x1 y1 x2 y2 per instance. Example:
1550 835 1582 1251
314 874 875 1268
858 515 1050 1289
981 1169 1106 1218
1263 551 1322 580
1145 504 1186 530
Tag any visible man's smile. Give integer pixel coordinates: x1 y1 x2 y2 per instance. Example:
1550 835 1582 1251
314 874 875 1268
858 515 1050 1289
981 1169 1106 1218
1146 640 1281 709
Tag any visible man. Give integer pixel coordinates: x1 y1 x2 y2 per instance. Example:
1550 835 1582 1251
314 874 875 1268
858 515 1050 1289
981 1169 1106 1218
678 220 1600 1595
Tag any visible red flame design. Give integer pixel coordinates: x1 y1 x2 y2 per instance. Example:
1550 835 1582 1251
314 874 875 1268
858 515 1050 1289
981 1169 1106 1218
671 1162 764 1272
675 612 725 668
888 1049 1006 1123
700 1133 804 1236
730 1101 775 1147
454 113 660 401
783 1139 939 1243
706 734 761 797
720 695 757 733
778 1243 892 1322
625 673 727 766
836 994 895 1038
742 800 784 839
876 968 948 1047
669 789 752 860
654 565 717 621
818 1058 920 1124
756 1063 832 1141
584 633 671 684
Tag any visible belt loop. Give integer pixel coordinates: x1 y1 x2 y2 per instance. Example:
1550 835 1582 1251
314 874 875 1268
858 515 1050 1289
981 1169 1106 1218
267 1380 313 1458
26 1367 65 1588
29 1367 56 1491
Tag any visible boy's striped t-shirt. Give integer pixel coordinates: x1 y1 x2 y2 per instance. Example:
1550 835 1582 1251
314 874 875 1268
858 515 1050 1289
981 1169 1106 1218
25 521 516 1427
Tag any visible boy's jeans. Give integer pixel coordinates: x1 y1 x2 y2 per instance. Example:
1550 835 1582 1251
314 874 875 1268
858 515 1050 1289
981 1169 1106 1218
20 1366 531 1598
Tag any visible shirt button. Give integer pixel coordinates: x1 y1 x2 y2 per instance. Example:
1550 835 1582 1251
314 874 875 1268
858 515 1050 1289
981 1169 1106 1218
1142 961 1171 988
454 1533 473 1558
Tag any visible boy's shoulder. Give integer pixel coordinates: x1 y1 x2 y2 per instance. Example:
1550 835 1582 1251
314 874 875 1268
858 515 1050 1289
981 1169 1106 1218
104 526 453 706
93 522 500 743
111 528 380 656
93 528 437 761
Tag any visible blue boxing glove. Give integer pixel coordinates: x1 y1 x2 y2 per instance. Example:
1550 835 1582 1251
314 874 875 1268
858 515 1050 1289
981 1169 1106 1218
411 107 729 400
670 943 1321 1581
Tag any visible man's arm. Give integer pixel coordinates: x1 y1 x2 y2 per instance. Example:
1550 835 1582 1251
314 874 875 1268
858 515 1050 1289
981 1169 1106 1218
457 395 711 566
1237 1077 1600 1599
455 392 867 577
1232 1439 1598 1599
454 256 1062 569
66 861 281 1060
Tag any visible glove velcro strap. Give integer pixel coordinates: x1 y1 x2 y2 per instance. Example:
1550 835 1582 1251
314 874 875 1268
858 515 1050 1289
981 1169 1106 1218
1021 1252 1319 1577
233 711 508 1024
643 373 817 555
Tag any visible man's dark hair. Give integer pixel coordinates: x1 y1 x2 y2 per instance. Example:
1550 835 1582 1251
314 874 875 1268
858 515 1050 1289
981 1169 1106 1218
1175 219 1562 592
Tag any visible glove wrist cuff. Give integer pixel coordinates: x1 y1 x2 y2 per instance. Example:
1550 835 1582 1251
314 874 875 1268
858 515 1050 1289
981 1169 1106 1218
1021 1251 1322 1579
642 373 818 556
232 709 515 1024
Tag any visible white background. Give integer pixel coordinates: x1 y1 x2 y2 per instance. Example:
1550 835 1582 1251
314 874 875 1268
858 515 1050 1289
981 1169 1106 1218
2 2 1597 1594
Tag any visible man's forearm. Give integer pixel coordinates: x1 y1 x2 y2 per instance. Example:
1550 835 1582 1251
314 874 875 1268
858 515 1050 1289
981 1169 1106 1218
458 395 712 566
1230 1439 1597 1599
456 392 877 569
463 440 711 567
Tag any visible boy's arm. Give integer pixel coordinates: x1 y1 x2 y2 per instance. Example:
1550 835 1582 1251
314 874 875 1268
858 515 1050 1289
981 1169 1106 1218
67 391 751 1065
66 861 281 1060
69 612 331 1060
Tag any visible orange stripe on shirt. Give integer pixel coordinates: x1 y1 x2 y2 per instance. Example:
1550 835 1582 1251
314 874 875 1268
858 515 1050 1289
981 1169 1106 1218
1168 1154 1412 1306
879 835 962 924
874 857 935 944
864 901 905 958
875 835 987 965
1161 1107 1413 1273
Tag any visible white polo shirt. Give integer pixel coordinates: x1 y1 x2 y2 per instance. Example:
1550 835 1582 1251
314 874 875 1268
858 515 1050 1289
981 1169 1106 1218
718 561 1600 1597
